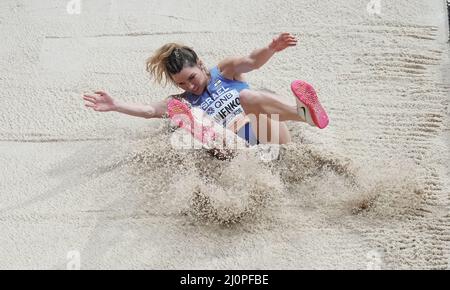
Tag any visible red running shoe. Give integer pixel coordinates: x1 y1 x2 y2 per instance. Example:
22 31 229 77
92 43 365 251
290 80 329 129
167 99 217 145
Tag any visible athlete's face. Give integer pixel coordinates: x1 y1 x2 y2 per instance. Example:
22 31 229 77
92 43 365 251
171 64 209 96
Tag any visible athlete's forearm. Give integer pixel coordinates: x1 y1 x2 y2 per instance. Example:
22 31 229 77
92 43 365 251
113 100 157 119
248 45 276 69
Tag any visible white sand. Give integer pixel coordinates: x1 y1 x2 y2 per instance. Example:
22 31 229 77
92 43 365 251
0 0 449 269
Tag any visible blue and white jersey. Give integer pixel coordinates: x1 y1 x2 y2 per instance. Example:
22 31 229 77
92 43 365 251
184 66 250 132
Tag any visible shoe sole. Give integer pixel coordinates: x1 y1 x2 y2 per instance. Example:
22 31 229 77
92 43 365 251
167 99 217 146
290 80 329 129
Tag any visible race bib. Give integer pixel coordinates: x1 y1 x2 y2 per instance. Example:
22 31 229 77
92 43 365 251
200 86 246 131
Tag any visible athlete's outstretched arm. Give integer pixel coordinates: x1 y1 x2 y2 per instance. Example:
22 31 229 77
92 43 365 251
82 90 168 119
218 32 297 79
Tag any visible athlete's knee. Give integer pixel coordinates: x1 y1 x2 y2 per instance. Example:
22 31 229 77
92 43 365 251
239 89 253 105
239 89 261 108
279 132 291 144
279 123 291 144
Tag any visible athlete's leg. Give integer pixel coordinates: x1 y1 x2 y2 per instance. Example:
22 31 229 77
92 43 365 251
240 89 295 144
239 89 305 122
247 112 291 144
240 82 330 130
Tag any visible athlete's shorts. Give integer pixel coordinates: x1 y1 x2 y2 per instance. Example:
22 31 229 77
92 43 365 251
236 122 259 146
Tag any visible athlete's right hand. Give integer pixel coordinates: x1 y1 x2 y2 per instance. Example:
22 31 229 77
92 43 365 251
83 90 116 112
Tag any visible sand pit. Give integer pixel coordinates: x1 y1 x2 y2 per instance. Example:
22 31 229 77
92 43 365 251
0 0 449 269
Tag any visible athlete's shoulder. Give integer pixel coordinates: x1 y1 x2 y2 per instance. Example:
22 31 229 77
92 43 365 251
216 59 237 80
216 60 247 82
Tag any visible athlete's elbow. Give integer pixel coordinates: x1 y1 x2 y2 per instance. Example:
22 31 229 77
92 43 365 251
243 57 260 71
251 59 265 70
144 106 157 119
253 63 263 70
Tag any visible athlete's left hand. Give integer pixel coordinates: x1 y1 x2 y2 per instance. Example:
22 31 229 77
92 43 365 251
269 32 298 52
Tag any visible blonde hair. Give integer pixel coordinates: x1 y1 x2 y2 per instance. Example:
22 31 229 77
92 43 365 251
146 43 199 86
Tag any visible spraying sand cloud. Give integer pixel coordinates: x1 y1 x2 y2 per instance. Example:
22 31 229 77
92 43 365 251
0 0 448 269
